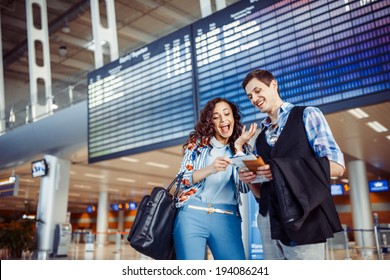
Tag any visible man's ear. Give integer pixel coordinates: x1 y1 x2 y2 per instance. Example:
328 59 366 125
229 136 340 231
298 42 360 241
271 79 278 91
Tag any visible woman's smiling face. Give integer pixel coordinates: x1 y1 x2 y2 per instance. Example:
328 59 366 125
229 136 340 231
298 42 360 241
212 101 234 145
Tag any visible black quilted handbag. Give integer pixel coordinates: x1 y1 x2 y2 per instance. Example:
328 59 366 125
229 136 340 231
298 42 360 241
127 172 184 260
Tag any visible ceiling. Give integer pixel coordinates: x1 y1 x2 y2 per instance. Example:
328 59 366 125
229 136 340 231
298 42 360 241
0 0 389 214
1 0 216 91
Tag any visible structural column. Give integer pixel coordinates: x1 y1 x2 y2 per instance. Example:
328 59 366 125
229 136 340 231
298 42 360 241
117 210 124 232
90 0 118 68
347 160 375 254
199 0 212 17
89 0 118 249
240 193 250 259
215 0 227 11
35 155 70 258
26 0 53 121
96 191 109 247
200 0 226 18
0 12 5 135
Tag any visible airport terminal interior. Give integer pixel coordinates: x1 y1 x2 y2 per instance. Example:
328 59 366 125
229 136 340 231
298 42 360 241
0 0 389 260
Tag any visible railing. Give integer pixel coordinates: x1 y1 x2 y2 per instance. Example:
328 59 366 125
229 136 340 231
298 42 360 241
374 224 390 260
0 72 90 135
327 225 390 260
68 230 150 260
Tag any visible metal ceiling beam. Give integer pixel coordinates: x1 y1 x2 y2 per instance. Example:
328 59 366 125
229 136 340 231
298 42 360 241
118 26 156 43
157 6 194 25
3 0 91 67
60 33 90 49
56 58 92 70
1 14 27 30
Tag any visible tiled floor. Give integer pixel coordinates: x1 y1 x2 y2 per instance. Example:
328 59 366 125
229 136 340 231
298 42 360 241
9 229 388 260
43 238 389 260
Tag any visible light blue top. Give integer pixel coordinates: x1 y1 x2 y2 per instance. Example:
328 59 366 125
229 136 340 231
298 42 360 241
176 136 250 208
195 137 236 204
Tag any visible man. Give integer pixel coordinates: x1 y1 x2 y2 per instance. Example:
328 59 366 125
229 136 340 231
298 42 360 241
239 69 345 260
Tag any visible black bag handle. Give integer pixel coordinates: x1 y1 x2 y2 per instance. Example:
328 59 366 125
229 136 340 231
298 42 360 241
166 171 185 198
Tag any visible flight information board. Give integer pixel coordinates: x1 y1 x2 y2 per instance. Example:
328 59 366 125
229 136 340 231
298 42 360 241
87 26 195 163
88 0 390 163
194 0 390 124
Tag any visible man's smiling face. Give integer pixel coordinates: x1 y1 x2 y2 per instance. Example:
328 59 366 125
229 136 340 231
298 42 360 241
245 78 279 114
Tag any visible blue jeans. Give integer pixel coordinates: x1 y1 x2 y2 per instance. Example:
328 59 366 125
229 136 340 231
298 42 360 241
173 200 246 260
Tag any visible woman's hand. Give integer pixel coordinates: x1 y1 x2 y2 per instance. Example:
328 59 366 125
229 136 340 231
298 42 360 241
210 157 231 174
192 157 231 184
234 123 258 153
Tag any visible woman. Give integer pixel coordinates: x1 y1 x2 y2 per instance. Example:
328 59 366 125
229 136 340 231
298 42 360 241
173 97 257 260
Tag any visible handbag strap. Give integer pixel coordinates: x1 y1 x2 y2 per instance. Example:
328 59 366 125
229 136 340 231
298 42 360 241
166 171 185 198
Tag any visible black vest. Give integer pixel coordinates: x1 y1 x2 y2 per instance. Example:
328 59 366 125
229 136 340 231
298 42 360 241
256 106 314 216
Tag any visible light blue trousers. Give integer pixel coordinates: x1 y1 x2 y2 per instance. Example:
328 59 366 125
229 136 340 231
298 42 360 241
173 200 246 260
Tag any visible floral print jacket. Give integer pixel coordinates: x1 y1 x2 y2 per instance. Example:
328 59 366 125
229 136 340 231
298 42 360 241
175 141 250 208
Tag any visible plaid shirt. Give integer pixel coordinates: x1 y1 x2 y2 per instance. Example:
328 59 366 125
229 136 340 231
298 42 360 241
260 102 345 168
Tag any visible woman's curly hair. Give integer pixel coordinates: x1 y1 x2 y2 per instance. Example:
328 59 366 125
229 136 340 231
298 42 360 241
183 97 245 153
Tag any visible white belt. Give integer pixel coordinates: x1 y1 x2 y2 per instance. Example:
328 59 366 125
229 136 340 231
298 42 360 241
188 204 234 215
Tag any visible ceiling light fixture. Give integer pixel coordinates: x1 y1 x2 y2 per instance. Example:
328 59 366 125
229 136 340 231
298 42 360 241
147 182 163 186
19 178 34 183
386 135 390 141
58 45 68 56
146 162 169 168
62 24 70 33
119 157 139 163
347 108 369 119
367 121 388 133
84 173 104 179
69 193 81 197
74 184 92 189
117 178 135 183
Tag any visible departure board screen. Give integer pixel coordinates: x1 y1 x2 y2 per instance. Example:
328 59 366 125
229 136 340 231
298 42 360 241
87 26 195 163
88 0 390 163
193 0 390 124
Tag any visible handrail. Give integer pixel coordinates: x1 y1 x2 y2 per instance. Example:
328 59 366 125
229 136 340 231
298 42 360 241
327 225 390 260
0 72 90 135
